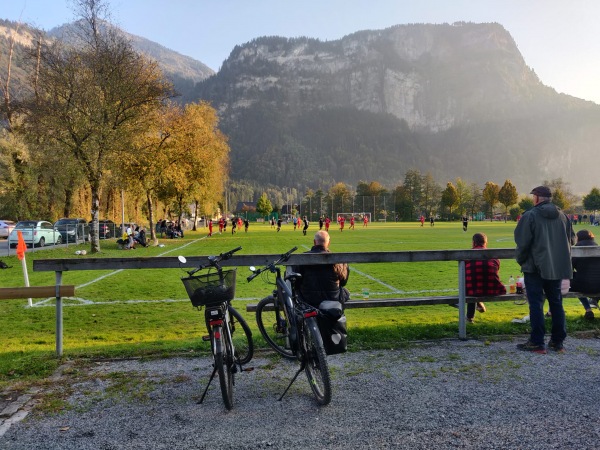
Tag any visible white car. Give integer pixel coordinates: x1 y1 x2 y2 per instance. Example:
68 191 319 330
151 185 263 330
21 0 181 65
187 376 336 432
0 220 16 239
8 220 63 248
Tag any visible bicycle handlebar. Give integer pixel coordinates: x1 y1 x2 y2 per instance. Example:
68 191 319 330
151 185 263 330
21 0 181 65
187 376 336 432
246 246 298 282
186 246 242 276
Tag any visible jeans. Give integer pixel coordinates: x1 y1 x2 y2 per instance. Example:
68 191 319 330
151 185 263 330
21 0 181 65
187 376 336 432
579 297 592 310
524 272 566 346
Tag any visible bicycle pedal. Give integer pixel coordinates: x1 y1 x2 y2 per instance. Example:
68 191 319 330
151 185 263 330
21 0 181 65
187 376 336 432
201 335 211 341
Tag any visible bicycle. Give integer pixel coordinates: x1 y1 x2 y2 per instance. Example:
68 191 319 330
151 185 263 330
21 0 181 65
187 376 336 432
178 246 253 410
247 246 332 405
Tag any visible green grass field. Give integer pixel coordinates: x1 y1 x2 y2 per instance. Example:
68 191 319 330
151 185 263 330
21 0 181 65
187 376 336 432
1 220 598 389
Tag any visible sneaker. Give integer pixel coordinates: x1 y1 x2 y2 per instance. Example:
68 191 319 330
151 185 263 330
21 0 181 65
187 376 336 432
584 310 595 321
545 311 552 318
517 340 547 354
547 340 565 353
466 317 474 323
476 302 486 313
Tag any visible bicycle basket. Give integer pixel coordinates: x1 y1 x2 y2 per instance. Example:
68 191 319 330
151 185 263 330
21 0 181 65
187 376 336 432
181 269 237 307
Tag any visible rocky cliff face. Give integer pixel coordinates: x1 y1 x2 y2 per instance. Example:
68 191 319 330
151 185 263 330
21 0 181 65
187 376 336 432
194 22 600 192
210 23 551 131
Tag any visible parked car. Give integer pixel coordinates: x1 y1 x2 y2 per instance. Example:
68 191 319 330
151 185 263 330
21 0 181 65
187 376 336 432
8 220 62 248
89 219 117 239
0 220 16 239
54 218 91 243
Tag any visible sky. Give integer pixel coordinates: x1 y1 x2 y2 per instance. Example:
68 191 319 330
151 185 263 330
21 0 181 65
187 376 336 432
4 0 600 104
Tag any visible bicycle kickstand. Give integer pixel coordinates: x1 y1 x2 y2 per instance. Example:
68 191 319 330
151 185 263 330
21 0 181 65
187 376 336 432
198 366 218 404
278 360 305 401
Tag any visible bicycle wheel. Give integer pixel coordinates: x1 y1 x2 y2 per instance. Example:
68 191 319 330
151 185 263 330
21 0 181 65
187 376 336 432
256 295 295 359
213 325 234 410
228 305 254 365
302 316 332 406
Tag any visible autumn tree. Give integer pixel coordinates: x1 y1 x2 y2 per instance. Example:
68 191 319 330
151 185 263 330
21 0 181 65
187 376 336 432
24 0 174 252
483 181 500 221
498 180 518 221
160 102 229 231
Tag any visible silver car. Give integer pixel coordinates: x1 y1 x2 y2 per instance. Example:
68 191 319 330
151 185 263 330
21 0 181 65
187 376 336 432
0 220 16 239
8 220 63 248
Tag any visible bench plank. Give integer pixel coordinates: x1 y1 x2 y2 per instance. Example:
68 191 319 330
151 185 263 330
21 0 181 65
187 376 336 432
245 292 594 312
0 285 75 300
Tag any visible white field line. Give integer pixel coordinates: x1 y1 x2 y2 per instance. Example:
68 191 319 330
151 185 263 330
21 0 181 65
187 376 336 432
32 238 205 307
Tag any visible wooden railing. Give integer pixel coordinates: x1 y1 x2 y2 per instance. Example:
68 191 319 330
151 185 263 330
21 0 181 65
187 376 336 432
31 246 600 356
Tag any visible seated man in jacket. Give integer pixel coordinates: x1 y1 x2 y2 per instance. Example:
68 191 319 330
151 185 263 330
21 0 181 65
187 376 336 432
295 230 349 307
570 229 600 320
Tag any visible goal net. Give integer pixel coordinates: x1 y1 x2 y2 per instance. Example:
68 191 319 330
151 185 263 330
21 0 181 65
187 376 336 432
336 212 371 223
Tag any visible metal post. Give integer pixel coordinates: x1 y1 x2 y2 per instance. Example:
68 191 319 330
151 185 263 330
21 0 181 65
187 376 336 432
55 271 63 356
458 261 466 339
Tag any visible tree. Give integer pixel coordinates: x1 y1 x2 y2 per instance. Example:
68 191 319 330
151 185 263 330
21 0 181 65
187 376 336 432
583 187 600 212
454 177 472 215
256 192 273 218
441 182 459 219
543 178 578 213
403 170 423 218
518 197 534 213
25 0 174 252
498 180 518 222
483 181 500 221
421 173 442 218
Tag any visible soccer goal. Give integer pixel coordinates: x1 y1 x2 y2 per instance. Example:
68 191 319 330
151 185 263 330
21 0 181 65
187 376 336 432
336 212 371 223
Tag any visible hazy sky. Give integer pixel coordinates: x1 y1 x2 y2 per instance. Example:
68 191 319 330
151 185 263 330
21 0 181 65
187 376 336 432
4 0 600 104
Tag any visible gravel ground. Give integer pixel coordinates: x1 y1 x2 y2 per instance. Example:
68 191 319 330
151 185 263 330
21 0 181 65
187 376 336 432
2 337 600 450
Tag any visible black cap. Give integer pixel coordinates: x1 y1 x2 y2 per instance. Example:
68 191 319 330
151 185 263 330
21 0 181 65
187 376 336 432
530 186 552 197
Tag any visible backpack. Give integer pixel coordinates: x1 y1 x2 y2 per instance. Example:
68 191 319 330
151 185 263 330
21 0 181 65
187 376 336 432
0 260 12 269
317 300 347 355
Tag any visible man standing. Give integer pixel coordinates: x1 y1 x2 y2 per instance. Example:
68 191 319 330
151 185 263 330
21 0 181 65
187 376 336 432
302 216 310 235
514 186 574 353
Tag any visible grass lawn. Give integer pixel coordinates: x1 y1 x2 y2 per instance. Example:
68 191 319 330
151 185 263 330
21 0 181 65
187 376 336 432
1 220 598 388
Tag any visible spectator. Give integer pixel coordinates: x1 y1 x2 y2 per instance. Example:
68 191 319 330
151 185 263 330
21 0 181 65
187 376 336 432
514 186 575 353
294 230 350 307
134 226 148 247
463 233 506 323
570 229 600 320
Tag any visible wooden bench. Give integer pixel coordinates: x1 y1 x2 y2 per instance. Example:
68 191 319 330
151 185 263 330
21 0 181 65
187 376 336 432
245 291 598 311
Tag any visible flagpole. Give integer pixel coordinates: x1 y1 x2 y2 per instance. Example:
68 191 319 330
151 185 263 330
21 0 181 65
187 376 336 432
16 230 31 306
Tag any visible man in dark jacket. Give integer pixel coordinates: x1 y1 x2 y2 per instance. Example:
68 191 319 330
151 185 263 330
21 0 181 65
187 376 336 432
295 230 349 307
514 185 575 353
570 229 600 320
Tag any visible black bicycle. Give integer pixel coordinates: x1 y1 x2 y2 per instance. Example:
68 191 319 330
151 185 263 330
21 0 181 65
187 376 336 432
247 247 332 405
178 246 253 410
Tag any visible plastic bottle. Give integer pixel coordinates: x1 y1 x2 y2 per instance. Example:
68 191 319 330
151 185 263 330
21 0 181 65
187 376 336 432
508 275 516 294
516 277 524 294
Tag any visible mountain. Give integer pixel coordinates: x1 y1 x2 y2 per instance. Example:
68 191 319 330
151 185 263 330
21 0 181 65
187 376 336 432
0 19 214 104
193 22 600 193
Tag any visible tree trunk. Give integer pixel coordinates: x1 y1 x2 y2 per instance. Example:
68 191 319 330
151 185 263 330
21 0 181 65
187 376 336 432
90 184 100 253
146 190 158 246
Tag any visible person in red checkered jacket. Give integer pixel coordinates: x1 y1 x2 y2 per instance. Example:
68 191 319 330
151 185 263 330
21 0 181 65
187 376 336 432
465 232 506 322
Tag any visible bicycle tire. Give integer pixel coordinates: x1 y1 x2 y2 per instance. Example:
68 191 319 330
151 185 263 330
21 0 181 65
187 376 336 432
213 325 234 410
302 316 332 406
256 295 295 359
228 305 254 365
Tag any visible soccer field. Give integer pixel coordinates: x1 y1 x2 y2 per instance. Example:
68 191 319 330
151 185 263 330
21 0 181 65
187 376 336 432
53 220 524 305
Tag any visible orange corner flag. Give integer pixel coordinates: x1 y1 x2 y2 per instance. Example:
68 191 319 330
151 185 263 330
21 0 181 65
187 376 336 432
16 230 27 260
